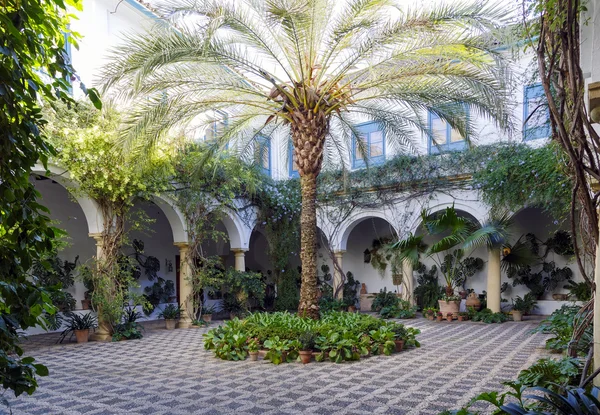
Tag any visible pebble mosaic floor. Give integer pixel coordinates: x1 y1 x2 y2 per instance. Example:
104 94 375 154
5 317 551 415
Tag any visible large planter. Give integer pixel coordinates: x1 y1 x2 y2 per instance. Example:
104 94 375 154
201 314 212 323
165 319 177 330
299 351 312 364
438 300 460 316
512 311 523 322
74 329 89 343
466 293 481 311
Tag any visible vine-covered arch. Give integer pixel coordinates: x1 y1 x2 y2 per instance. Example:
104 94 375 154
151 195 188 244
335 210 399 251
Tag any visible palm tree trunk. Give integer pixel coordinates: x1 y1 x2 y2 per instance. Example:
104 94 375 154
298 173 319 319
291 108 327 319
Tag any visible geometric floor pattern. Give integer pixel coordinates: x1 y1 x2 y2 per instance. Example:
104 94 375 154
6 317 551 415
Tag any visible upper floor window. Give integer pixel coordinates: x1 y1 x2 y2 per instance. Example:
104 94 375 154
428 110 467 154
289 140 300 178
352 122 385 169
255 136 271 177
523 84 550 140
204 110 228 143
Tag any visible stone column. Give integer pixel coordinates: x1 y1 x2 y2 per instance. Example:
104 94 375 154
232 248 247 272
175 242 193 328
88 233 111 342
402 260 414 304
333 250 345 299
486 248 502 313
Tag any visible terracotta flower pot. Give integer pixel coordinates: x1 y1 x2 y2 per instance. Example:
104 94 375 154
74 329 89 343
165 319 177 330
438 300 460 316
436 315 443 322
466 292 481 311
299 350 312 364
446 315 453 322
458 316 465 322
201 314 212 323
394 340 404 353
513 310 523 322
249 351 259 361
348 306 356 313
80 299 91 310
427 315 434 321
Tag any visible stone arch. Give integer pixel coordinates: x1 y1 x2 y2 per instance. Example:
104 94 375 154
335 210 399 251
406 200 487 236
220 207 252 250
31 163 103 234
151 195 188 243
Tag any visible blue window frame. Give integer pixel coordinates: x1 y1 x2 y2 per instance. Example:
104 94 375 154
289 140 299 178
523 84 550 140
352 122 385 169
204 110 229 148
255 136 271 177
427 111 467 154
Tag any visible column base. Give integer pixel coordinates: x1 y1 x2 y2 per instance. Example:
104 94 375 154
176 320 194 329
89 332 112 342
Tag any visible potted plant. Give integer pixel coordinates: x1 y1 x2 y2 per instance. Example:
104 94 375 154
58 312 97 343
512 293 538 321
389 323 406 352
446 312 453 322
298 331 316 364
423 307 436 320
247 337 260 361
159 304 181 330
436 311 443 322
201 304 217 322
457 312 468 322
439 294 461 317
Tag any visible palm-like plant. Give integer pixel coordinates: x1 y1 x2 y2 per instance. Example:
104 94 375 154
101 0 511 319
393 207 513 306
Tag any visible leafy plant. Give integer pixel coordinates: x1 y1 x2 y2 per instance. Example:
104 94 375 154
202 304 219 315
246 337 260 353
112 307 144 341
512 293 538 314
470 308 509 324
263 337 296 365
58 312 98 343
532 305 592 354
143 278 175 315
159 304 181 320
516 357 581 392
298 331 317 351
203 321 248 361
564 280 592 301
369 327 396 356
371 288 399 312
379 300 418 319
413 263 443 309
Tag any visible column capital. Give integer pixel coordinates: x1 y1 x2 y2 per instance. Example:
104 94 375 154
174 242 190 249
333 250 346 255
231 248 248 255
88 232 103 243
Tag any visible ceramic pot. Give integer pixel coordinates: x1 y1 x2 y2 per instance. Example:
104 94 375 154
466 292 481 311
427 315 434 321
436 315 443 322
165 319 177 330
348 306 357 313
394 340 404 353
513 311 523 322
458 316 465 322
438 300 460 316
446 315 453 322
81 299 91 310
74 329 89 343
249 352 259 361
201 314 212 323
299 351 312 364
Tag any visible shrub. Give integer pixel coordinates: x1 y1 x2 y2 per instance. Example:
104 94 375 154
532 305 592 354
371 287 399 312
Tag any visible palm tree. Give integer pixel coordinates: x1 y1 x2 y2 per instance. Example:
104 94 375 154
101 0 511 319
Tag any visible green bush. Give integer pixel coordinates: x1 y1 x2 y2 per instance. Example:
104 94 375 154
203 311 421 363
469 308 509 324
371 288 400 312
532 305 592 354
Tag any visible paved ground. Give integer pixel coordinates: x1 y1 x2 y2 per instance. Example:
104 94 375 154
5 317 551 415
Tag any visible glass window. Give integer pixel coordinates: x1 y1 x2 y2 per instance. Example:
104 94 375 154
523 84 550 140
428 110 466 154
289 140 299 178
352 123 386 169
204 110 228 143
255 136 270 176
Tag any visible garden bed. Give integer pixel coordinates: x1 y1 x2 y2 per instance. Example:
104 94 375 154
204 311 420 364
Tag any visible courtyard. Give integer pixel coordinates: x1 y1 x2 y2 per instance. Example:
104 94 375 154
8 318 550 415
